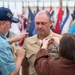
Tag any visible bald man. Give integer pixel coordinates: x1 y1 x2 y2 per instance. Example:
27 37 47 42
22 10 62 75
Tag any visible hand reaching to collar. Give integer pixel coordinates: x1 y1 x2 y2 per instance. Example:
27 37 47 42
41 37 60 50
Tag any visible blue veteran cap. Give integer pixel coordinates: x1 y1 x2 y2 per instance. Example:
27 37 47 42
0 7 19 23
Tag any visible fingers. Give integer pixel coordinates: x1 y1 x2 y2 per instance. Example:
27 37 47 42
15 33 28 42
15 47 25 58
24 33 29 38
43 37 59 45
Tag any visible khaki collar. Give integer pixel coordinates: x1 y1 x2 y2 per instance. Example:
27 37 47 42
30 30 54 45
30 35 41 46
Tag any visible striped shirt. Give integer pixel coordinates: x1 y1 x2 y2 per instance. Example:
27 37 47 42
0 33 16 75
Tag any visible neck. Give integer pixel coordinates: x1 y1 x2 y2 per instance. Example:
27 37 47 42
37 30 51 40
38 33 50 40
0 31 5 36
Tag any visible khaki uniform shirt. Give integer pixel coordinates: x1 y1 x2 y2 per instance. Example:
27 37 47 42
23 30 62 75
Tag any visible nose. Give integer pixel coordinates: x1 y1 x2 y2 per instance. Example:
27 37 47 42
38 24 42 28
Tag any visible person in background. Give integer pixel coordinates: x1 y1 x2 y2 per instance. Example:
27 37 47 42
0 7 27 75
34 33 75 75
22 10 62 75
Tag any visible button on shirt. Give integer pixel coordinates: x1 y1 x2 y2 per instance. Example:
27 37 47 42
0 33 16 75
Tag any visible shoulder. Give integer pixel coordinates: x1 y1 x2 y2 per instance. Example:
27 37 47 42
23 34 38 48
0 37 9 48
53 32 62 37
52 32 62 40
50 30 62 39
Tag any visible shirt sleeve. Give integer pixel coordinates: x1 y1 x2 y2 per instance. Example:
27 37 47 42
0 46 16 75
34 49 51 75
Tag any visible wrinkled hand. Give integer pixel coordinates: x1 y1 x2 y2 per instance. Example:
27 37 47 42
13 33 28 42
50 37 59 46
41 38 50 49
9 33 28 44
15 47 25 60
41 37 60 49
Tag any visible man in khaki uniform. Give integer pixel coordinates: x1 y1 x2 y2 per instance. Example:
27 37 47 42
22 10 62 75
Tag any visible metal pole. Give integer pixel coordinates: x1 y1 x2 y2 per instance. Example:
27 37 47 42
60 0 62 7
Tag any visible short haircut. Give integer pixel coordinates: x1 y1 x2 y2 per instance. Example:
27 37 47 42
59 33 75 62
45 10 51 20
34 10 51 20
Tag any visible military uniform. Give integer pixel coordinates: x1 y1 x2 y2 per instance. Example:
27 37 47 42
23 30 62 75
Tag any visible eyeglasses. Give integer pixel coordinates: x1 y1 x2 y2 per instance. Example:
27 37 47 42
35 22 47 25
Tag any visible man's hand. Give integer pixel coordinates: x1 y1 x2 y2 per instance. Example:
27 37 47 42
15 47 25 60
9 33 28 44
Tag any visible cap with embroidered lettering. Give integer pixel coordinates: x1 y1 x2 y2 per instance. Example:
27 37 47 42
0 7 19 23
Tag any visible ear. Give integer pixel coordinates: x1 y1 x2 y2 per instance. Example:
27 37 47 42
50 20 52 24
0 21 5 28
49 20 52 26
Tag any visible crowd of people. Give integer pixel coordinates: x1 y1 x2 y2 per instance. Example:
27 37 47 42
0 7 75 75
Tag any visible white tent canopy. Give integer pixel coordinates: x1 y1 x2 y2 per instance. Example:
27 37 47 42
0 0 75 7
0 0 75 16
